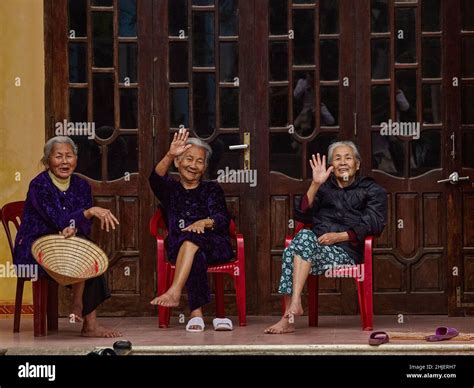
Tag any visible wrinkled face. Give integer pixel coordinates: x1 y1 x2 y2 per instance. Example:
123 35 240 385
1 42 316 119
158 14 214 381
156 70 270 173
47 143 77 179
174 145 207 184
331 145 360 181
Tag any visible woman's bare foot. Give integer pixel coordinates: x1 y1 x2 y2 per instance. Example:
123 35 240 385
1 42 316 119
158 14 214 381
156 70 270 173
284 298 304 318
150 288 180 307
81 324 122 338
264 316 295 334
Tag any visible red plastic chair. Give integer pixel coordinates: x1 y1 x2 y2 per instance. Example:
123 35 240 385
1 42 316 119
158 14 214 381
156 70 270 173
149 208 246 327
284 222 374 331
1 201 58 337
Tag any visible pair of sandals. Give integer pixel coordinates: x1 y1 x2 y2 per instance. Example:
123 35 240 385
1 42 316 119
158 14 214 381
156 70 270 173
369 326 460 346
185 317 233 332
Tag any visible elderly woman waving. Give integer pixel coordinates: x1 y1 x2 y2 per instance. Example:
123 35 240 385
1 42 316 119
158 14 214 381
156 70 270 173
149 129 233 332
13 136 121 338
265 141 387 334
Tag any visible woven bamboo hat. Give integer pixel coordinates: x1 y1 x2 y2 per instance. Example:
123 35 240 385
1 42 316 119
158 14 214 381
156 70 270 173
31 235 109 286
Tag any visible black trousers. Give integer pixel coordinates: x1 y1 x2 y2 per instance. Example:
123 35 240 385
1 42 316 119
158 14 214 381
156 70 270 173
81 275 111 316
63 274 110 316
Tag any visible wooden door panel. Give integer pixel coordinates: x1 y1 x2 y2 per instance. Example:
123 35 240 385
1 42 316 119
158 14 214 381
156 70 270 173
152 0 258 315
374 254 406 293
376 193 392 248
108 257 140 293
423 193 443 247
92 196 141 297
360 0 449 314
118 197 140 250
411 253 444 292
270 196 290 250
48 0 155 316
396 193 419 258
256 0 358 315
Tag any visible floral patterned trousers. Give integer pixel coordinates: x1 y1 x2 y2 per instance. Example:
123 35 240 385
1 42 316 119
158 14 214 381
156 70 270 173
278 229 355 295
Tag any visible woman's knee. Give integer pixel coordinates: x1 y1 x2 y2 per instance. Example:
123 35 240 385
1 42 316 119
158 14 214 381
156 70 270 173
293 229 316 243
180 240 199 252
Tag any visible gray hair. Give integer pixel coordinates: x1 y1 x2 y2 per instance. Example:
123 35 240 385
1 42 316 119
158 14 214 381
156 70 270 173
181 137 213 166
41 136 78 167
327 141 361 164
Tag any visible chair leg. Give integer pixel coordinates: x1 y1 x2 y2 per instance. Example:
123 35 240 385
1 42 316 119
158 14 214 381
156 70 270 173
234 266 246 326
32 278 48 337
308 275 318 327
214 273 225 318
158 306 169 328
356 280 367 330
13 278 26 333
363 265 373 331
362 239 374 331
47 280 58 332
158 264 172 328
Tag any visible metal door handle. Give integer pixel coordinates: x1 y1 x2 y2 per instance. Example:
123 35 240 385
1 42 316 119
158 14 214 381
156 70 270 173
437 172 470 185
229 132 250 170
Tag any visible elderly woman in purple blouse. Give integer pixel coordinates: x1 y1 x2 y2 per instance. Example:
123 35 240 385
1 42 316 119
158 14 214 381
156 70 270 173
149 129 233 332
14 136 121 338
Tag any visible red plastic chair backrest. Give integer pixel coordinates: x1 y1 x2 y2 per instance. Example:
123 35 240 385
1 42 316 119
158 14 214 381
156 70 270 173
149 208 168 238
1 201 25 255
149 207 237 238
294 221 312 234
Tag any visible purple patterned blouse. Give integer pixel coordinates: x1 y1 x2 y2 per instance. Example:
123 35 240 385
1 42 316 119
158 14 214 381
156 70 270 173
149 170 233 263
14 171 93 271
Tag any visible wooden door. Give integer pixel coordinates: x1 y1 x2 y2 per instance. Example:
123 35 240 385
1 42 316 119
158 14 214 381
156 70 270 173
47 0 259 316
254 0 468 316
46 0 471 317
356 0 474 316
46 0 155 315
254 0 359 314
151 0 259 315
356 0 450 314
444 0 474 315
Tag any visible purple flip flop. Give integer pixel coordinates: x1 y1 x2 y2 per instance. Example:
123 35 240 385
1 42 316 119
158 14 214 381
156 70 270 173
369 331 389 346
426 327 459 342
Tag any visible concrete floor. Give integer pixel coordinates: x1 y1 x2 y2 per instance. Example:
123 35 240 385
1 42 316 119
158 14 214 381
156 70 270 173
2 315 474 355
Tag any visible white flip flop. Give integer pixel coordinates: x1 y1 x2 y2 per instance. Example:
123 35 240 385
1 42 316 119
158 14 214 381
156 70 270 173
212 318 233 331
186 317 205 332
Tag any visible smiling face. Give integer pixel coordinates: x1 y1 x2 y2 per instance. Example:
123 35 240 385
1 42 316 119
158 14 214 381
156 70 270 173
174 145 207 186
47 143 77 179
330 145 360 183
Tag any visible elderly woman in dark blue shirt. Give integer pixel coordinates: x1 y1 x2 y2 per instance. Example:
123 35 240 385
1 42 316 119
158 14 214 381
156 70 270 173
14 136 121 338
265 141 387 334
149 129 233 332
